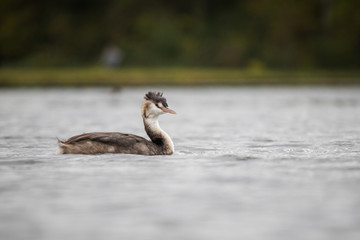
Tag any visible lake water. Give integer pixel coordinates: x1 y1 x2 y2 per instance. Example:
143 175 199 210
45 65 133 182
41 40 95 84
0 87 360 240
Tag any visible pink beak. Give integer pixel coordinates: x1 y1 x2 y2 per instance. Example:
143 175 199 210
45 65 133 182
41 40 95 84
162 107 176 114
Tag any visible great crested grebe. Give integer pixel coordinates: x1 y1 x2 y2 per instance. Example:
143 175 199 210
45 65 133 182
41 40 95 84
58 91 176 155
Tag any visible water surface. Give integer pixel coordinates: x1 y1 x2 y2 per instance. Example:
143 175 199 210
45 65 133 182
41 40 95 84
1 87 360 240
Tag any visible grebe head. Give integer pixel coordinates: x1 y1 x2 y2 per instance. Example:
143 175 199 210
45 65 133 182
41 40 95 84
142 91 176 118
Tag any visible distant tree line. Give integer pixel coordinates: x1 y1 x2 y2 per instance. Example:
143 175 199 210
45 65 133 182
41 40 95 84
0 0 359 68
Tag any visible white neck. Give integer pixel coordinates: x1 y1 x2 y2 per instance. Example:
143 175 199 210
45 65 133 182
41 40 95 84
143 116 174 154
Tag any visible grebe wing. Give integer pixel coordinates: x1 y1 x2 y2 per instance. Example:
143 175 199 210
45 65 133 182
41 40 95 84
62 132 149 145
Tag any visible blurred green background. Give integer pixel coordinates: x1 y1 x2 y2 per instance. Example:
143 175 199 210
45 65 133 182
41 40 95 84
1 0 359 86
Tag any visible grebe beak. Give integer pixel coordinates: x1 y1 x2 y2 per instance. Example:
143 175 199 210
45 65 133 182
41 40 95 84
162 107 176 114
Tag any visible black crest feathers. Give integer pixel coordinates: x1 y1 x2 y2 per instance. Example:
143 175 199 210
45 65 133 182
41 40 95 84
144 91 168 107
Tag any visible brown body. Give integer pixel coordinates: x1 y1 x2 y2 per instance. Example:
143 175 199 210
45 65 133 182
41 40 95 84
58 91 176 155
58 132 172 155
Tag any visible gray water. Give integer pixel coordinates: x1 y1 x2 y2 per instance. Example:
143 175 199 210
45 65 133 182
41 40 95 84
0 87 360 240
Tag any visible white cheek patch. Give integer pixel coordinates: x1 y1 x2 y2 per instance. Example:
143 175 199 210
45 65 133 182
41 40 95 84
157 103 163 108
150 104 157 111
148 102 163 115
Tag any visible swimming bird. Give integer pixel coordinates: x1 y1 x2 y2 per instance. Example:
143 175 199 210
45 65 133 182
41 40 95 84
58 91 176 155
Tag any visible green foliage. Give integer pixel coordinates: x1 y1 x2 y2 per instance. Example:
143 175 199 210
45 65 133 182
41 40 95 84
1 67 359 87
0 0 359 68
